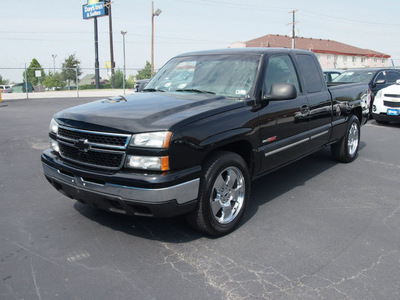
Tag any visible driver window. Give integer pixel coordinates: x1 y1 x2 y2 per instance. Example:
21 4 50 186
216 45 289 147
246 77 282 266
264 55 301 94
375 71 386 83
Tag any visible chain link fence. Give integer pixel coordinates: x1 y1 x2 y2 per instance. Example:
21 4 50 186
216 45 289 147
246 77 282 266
0 66 145 99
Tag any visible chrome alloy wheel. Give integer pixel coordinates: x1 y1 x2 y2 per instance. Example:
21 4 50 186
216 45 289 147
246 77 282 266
210 166 246 224
347 122 359 156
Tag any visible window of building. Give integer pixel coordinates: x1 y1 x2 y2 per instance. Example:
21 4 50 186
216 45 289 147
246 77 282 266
374 57 378 63
361 57 366 63
352 57 357 62
343 56 347 62
327 54 332 60
382 58 386 63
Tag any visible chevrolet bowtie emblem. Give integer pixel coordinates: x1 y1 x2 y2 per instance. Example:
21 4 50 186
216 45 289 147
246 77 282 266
74 139 91 152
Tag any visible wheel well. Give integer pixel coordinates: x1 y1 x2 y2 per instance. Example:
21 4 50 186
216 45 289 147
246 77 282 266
207 141 254 176
351 106 362 124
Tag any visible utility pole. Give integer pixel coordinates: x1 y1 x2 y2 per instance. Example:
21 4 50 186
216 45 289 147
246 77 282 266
288 10 298 49
52 54 57 73
151 1 162 77
105 0 115 88
94 17 100 89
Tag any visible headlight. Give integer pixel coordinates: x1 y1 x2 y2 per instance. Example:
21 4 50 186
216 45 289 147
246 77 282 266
125 155 169 171
130 131 172 148
49 118 59 134
375 90 382 99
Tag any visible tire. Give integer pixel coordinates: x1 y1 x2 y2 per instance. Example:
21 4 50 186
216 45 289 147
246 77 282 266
186 151 250 237
331 115 360 163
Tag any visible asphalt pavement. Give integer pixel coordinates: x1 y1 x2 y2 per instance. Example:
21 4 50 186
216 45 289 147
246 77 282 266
1 97 399 300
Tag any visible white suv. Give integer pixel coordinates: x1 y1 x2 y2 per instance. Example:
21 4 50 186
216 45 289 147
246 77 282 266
372 79 400 124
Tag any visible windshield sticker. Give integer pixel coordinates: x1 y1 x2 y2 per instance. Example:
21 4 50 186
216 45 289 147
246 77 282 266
235 90 247 95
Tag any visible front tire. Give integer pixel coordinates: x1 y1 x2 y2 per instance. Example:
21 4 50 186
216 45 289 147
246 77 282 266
331 115 360 163
186 151 250 237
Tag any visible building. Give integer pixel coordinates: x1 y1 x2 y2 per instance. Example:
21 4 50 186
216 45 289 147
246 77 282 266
230 34 391 69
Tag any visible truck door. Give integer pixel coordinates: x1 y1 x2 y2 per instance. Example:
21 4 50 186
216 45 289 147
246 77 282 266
258 54 310 173
296 54 332 150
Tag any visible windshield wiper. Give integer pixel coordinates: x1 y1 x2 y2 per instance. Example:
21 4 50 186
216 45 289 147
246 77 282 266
143 88 165 92
175 88 216 95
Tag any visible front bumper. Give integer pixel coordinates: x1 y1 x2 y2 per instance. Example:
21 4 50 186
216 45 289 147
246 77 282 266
42 150 200 217
372 112 400 123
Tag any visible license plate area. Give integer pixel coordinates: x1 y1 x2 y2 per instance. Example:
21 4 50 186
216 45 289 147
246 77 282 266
387 109 399 116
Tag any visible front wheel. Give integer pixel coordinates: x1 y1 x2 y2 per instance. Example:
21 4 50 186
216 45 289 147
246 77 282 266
331 115 360 163
186 151 250 237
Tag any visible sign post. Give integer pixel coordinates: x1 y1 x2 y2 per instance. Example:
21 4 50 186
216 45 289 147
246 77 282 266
35 70 41 92
82 0 109 89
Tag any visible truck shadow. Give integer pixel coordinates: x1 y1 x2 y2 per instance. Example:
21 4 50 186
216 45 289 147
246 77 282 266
74 142 366 243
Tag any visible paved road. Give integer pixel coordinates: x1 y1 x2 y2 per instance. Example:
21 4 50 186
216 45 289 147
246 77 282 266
1 97 399 300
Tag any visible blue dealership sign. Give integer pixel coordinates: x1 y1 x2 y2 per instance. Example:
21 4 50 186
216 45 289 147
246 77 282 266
82 0 109 19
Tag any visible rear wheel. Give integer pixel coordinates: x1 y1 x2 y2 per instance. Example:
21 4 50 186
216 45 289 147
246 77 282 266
186 151 250 236
331 115 360 163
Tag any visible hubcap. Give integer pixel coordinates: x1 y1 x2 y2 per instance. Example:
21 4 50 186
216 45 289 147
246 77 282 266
210 166 245 224
347 122 359 156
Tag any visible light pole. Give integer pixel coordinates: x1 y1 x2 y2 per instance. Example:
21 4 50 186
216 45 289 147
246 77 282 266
151 1 162 77
121 30 127 95
52 54 57 73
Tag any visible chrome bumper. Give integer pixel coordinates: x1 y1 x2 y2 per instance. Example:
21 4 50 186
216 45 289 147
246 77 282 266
42 162 200 205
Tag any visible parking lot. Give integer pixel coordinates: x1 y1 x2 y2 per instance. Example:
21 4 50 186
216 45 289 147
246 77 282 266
1 97 399 300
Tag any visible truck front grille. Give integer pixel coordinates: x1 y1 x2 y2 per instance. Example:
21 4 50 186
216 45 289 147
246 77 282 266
59 143 125 169
56 126 131 170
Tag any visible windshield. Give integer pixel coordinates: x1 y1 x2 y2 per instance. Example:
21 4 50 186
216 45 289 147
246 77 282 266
332 70 376 83
144 54 260 98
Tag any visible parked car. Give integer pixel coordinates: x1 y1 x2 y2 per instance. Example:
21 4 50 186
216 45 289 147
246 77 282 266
1 85 12 93
42 48 369 236
323 69 342 82
134 79 150 92
372 79 400 124
332 68 400 112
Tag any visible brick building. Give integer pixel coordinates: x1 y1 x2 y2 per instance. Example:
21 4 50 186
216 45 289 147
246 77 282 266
230 34 391 69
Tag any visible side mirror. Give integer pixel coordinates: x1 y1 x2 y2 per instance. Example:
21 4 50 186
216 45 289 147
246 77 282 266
263 83 297 101
373 79 386 87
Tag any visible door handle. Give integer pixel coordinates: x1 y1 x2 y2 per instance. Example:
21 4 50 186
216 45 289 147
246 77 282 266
300 105 310 115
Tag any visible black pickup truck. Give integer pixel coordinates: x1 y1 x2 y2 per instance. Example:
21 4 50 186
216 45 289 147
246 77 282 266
42 48 369 236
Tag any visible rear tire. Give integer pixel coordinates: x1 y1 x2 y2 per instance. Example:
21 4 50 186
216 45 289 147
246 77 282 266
331 115 360 163
186 151 250 237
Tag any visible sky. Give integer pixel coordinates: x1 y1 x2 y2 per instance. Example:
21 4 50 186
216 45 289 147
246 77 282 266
1 0 400 82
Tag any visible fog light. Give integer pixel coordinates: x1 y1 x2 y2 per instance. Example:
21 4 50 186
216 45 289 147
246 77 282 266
50 138 60 153
125 155 169 171
373 105 376 112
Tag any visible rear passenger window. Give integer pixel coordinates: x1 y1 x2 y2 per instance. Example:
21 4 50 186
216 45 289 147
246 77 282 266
296 54 324 93
388 71 400 83
264 55 301 94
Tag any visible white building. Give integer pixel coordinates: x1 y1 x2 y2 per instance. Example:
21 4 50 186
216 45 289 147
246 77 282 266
230 34 391 69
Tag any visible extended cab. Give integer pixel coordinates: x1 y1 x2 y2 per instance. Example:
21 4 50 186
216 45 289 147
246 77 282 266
42 48 369 236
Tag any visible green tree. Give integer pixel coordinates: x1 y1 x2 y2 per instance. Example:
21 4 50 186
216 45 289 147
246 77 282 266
22 58 45 85
0 75 9 85
61 54 82 90
136 61 152 80
43 72 66 90
114 69 124 88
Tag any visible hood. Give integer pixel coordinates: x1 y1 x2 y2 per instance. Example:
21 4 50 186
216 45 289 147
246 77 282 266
54 92 245 133
381 83 400 96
